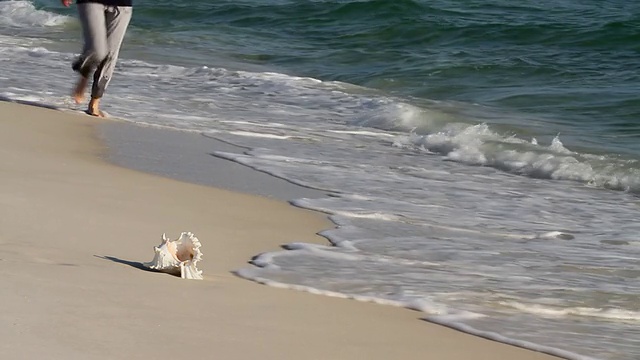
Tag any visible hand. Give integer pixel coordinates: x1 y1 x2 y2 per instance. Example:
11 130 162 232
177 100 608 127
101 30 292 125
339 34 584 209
61 0 73 7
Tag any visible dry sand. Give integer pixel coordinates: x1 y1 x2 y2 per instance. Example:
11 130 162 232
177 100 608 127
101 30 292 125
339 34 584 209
0 101 562 359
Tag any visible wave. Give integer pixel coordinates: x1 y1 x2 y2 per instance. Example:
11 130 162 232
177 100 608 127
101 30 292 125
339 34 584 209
502 301 640 322
355 102 640 193
0 0 70 28
398 129 640 193
236 244 597 360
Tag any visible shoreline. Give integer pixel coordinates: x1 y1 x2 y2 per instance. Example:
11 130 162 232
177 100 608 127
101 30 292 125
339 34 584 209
96 119 331 201
0 100 564 359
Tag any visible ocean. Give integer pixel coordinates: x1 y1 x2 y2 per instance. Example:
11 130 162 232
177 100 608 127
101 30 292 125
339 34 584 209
1 0 639 358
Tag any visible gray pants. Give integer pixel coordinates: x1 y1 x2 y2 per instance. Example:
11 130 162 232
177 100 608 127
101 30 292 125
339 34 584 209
73 4 132 99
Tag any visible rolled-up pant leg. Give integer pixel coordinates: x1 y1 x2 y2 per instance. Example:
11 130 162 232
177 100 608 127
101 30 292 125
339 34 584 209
91 6 132 99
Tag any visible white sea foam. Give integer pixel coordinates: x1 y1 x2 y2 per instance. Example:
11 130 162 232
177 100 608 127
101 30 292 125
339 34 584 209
327 129 396 137
236 263 475 317
502 302 640 321
393 124 640 192
329 210 404 221
228 130 292 140
536 231 575 240
0 0 70 27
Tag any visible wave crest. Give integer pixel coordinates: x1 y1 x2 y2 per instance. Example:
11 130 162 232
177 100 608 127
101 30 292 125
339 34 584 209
0 0 70 28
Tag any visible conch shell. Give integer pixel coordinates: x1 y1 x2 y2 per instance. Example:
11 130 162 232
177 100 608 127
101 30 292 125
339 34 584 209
144 232 203 280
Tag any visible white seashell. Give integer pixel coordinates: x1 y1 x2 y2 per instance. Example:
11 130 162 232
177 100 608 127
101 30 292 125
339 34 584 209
144 232 203 280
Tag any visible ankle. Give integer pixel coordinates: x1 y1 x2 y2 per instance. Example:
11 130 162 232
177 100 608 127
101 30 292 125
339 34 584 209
89 98 101 108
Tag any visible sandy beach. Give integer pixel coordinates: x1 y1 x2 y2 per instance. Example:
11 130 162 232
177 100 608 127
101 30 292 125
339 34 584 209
0 101 562 359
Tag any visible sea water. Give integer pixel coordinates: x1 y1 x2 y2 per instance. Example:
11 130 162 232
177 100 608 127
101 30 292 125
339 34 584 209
1 1 639 359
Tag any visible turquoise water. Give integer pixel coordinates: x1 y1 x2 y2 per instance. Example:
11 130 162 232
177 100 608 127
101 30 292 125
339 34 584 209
2 1 640 359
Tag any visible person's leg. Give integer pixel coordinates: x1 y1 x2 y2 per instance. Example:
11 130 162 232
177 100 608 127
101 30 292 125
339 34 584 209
87 6 132 116
72 3 108 104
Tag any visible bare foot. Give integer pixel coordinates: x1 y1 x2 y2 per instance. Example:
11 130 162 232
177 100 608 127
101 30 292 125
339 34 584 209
86 97 105 117
85 109 106 117
73 76 89 104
